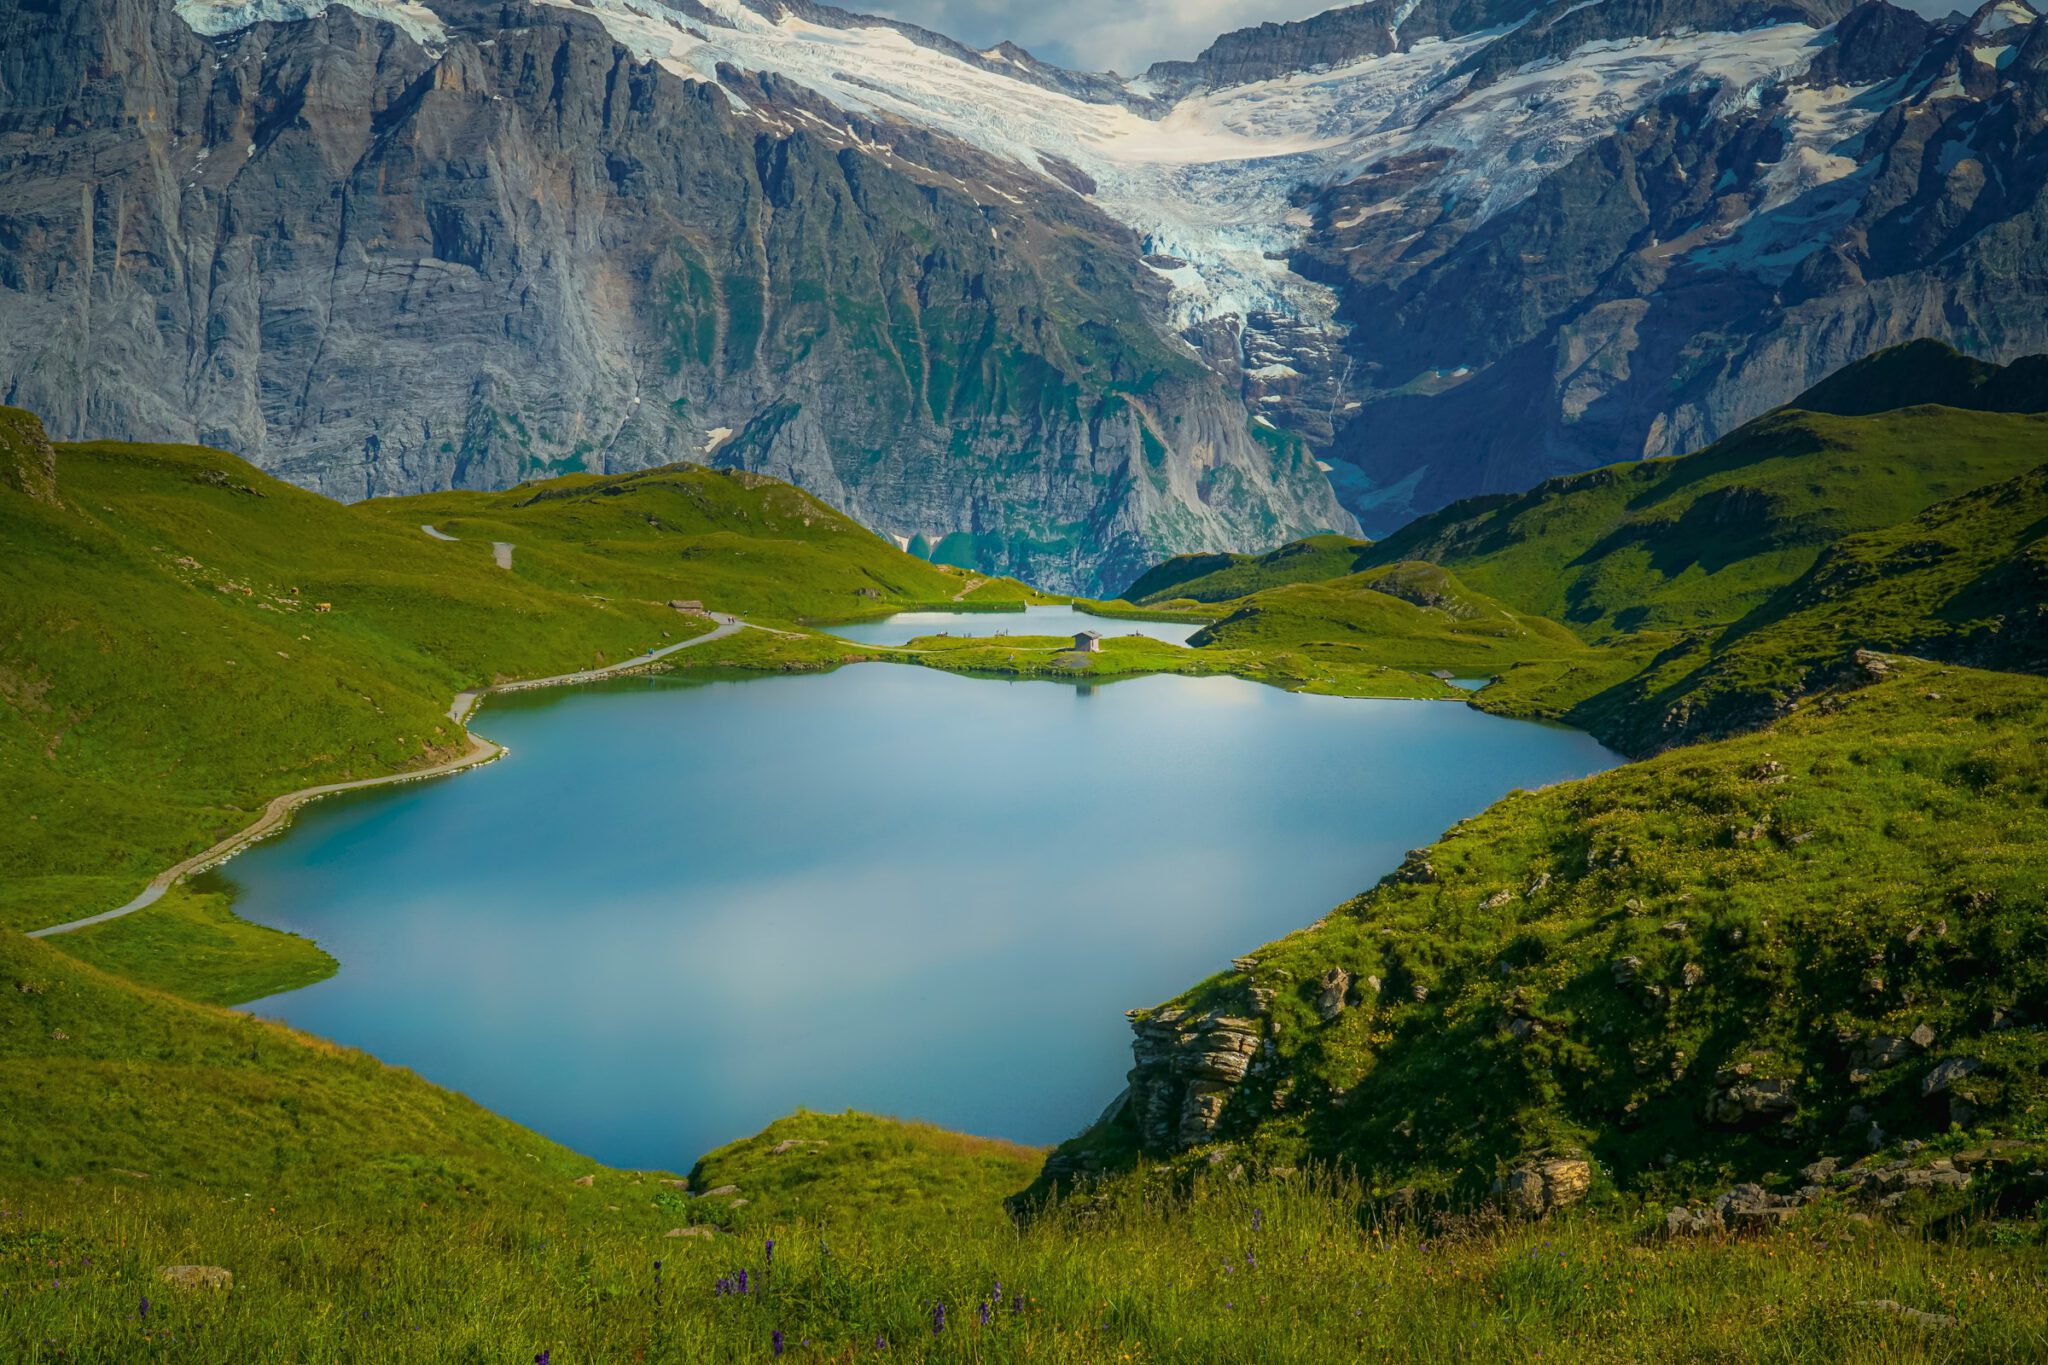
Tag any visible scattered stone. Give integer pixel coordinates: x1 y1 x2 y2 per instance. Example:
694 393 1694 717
1526 872 1551 895
1853 1036 1912 1068
1680 962 1706 989
1704 1072 1798 1125
1479 889 1515 911
1909 1022 1936 1050
1611 956 1643 985
1247 987 1276 1016
158 1266 232 1291
664 1226 718 1239
1315 967 1352 1022
1659 921 1688 939
1501 1158 1592 1218
698 1185 740 1199
1852 649 1893 679
1664 1206 1721 1237
1410 981 1430 1002
1393 850 1437 884
572 1174 596 1187
50 1029 67 1041
1922 1058 1981 1098
1231 957 1260 975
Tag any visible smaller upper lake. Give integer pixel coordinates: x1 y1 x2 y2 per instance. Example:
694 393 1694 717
825 605 1201 647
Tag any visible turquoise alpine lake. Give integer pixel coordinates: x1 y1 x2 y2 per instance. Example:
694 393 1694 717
226 665 1620 1171
823 604 1201 646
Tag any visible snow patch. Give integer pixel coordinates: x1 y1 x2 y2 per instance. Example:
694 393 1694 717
174 0 446 48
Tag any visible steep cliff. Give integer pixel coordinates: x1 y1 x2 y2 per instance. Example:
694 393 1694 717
0 0 1354 593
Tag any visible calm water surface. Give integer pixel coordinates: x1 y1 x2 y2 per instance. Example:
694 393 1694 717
823 605 1200 646
229 666 1618 1169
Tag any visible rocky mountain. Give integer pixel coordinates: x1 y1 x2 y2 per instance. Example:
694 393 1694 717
0 0 1353 595
3 0 2044 581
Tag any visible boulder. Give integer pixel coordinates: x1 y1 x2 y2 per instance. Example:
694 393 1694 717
1909 1022 1937 1050
1921 1058 1981 1098
572 1174 596 1187
1704 1074 1798 1125
664 1226 718 1239
1611 956 1643 985
1500 1157 1592 1217
1393 850 1437 884
1315 967 1352 1021
1853 1036 1913 1068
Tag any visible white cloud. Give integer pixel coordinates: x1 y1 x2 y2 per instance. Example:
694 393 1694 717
862 0 1342 74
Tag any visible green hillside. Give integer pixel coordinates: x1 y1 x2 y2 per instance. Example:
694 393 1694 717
1122 532 1375 604
1361 403 2048 639
1048 661 2048 1204
0 412 970 931
1591 462 2048 752
1186 560 1593 678
8 341 2048 1361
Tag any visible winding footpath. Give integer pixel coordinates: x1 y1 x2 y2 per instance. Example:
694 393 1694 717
28 613 748 940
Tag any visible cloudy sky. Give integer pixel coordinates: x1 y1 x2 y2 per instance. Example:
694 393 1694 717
864 0 1343 74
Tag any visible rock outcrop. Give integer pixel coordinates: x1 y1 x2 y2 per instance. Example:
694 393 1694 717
0 0 1353 595
0 408 58 506
1126 1008 1264 1152
1499 1157 1594 1218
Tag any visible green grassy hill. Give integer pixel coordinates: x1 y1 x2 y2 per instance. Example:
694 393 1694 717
1185 560 1593 678
1360 400 2048 640
1121 532 1376 604
0 412 974 931
1048 662 2048 1205
1590 463 2048 752
8 347 2048 1360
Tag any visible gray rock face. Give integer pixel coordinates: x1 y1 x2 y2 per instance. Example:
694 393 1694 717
1291 0 2048 532
1499 1156 1593 1218
0 0 1353 595
1127 1008 1264 1152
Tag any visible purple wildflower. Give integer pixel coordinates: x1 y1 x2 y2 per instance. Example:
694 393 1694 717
932 1301 947 1335
535 1353 551 1365
765 1239 775 1266
739 1269 751 1295
138 1295 150 1322
773 1328 785 1356
979 1300 991 1327
1252 1207 1263 1232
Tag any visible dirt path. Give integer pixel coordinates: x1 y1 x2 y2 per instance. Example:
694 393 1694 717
31 613 750 940
950 578 986 601
421 524 458 542
492 542 514 570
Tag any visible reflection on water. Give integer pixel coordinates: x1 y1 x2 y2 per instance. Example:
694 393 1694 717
229 665 1619 1169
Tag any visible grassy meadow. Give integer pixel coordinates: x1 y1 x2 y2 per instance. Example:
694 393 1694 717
5 335 2048 1360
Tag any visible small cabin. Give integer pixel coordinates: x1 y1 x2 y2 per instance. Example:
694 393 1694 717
1430 669 1456 682
1074 630 1103 653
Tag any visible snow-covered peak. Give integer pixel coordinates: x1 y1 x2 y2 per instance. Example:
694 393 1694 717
173 0 1881 345
174 0 446 48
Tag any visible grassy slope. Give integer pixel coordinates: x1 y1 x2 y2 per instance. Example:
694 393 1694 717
1122 533 1376 605
1053 663 2048 1203
0 417 971 930
1588 462 2048 752
1186 561 1594 678
6 366 2048 1358
363 469 972 624
1358 405 2048 640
